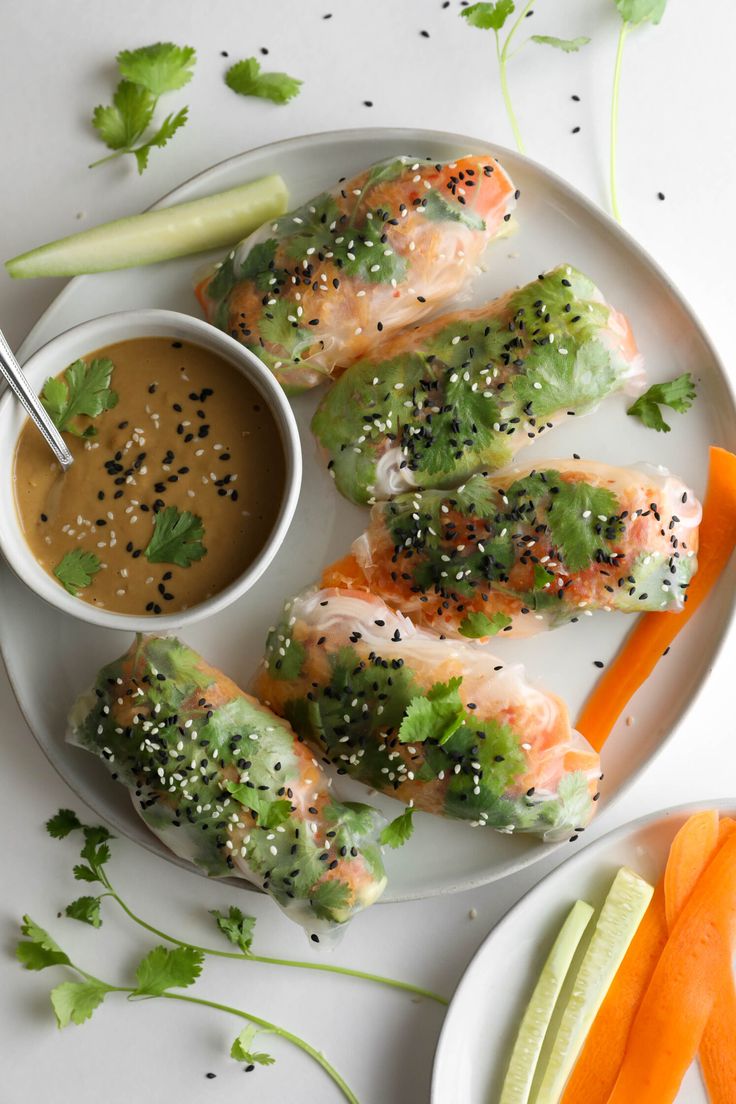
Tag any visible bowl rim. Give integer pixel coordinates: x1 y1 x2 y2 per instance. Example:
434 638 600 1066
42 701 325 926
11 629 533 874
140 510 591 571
0 307 302 632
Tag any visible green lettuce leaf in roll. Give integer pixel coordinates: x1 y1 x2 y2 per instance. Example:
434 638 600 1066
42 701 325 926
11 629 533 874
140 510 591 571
67 635 387 935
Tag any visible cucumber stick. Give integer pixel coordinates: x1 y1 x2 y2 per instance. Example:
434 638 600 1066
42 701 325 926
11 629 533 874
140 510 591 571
499 899 594 1104
534 866 653 1104
5 174 288 278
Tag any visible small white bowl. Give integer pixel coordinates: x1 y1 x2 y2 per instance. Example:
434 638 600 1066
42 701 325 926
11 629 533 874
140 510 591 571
0 309 302 632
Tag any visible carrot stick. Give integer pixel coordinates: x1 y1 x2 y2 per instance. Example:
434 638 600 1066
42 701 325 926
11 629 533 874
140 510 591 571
663 815 736 1104
664 809 720 930
577 447 736 751
606 830 736 1103
700 983 736 1104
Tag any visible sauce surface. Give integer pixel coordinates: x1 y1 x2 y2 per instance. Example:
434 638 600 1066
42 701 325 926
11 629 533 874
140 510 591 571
14 337 286 615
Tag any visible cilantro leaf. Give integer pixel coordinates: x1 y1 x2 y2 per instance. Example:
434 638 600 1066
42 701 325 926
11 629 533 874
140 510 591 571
533 563 554 590
144 506 206 567
92 81 154 151
310 879 351 922
512 341 617 420
324 801 376 836
80 825 113 870
461 1 515 30
132 107 188 174
267 632 306 681
547 480 621 573
614 0 667 24
117 43 196 96
531 35 591 52
380 807 415 849
54 551 101 597
41 357 118 437
224 782 292 829
51 980 112 1027
46 809 82 839
398 678 465 745
134 945 204 996
626 372 696 432
458 611 512 638
225 58 302 105
422 189 486 231
16 917 71 972
65 896 103 929
210 907 256 954
259 298 314 357
73 863 101 883
231 1025 276 1066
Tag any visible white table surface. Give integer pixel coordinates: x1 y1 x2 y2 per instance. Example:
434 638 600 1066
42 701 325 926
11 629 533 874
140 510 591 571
1 2 735 1102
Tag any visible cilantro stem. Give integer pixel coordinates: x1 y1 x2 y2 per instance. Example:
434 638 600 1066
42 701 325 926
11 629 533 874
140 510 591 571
609 20 629 223
156 990 359 1103
496 0 535 154
58 957 358 1103
99 872 447 1005
88 149 129 169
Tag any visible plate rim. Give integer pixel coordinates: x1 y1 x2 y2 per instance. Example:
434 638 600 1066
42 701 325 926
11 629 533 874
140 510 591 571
5 126 736 903
431 795 733 1102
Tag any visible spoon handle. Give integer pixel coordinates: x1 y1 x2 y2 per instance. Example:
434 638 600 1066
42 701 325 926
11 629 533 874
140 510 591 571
0 329 73 471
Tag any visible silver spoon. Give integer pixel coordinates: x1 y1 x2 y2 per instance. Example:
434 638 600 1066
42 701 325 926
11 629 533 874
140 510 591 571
0 327 73 471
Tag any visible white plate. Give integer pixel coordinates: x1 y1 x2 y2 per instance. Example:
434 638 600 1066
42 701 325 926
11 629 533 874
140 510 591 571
432 799 729 1103
3 127 735 902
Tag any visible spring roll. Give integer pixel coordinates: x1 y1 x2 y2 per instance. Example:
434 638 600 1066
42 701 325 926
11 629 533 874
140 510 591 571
256 587 601 842
312 265 644 504
195 154 517 392
325 460 701 639
68 635 387 934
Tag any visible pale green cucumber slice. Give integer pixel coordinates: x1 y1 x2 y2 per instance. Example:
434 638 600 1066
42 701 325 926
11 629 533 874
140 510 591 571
500 899 594 1104
534 866 654 1104
5 174 288 278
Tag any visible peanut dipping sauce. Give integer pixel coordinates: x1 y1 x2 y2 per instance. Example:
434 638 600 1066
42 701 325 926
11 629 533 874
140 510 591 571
13 337 286 615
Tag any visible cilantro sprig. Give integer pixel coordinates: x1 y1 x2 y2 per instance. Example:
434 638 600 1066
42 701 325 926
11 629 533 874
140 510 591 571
40 809 448 1004
90 43 195 173
144 505 206 567
627 372 696 432
41 357 118 438
15 810 450 1101
461 2 590 153
225 57 302 104
609 1 668 220
54 550 101 597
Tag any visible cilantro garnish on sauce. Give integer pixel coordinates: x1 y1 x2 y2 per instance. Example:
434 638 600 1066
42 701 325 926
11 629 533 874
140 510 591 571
41 358 118 438
54 550 102 596
144 506 206 567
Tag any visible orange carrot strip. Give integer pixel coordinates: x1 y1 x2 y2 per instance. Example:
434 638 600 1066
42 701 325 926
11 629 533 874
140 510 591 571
560 883 668 1104
700 983 736 1104
606 830 736 1103
577 446 736 752
321 553 369 590
665 816 736 1104
563 816 736 1104
664 809 720 930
